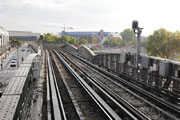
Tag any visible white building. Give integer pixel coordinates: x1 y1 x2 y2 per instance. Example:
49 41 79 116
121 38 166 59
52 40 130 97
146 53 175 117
0 26 9 47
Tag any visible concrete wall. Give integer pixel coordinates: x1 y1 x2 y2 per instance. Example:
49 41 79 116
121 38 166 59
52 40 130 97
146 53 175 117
61 44 77 53
77 46 96 61
61 44 96 61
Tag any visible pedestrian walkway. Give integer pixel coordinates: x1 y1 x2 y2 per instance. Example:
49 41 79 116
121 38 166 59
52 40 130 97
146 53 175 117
0 69 16 74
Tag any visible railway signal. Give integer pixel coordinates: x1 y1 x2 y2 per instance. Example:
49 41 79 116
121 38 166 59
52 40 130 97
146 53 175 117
132 20 143 68
40 35 43 40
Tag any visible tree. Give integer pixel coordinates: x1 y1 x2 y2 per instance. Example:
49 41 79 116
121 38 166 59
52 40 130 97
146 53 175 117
141 39 148 47
42 33 55 43
79 38 88 45
54 35 60 44
38 33 62 44
10 39 22 46
146 28 180 59
120 28 135 45
103 38 125 47
38 34 85 45
58 35 79 45
69 37 79 45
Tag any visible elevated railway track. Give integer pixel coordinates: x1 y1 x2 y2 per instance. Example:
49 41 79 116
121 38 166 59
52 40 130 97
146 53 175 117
45 44 180 120
64 49 180 119
3 43 179 120
47 50 123 120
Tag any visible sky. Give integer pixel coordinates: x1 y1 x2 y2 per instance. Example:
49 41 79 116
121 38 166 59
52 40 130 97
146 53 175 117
0 0 180 36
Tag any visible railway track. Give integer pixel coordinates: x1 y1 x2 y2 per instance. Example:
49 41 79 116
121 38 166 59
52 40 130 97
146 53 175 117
56 49 180 120
51 49 148 120
47 51 67 120
46 50 124 120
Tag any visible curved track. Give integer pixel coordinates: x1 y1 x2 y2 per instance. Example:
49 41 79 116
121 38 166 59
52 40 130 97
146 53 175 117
58 49 180 120
47 50 124 120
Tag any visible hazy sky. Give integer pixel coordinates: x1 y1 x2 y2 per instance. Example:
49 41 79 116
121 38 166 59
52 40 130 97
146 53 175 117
0 0 180 36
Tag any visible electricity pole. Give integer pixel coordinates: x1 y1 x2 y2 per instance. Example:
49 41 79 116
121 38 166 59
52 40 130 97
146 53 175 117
40 35 43 65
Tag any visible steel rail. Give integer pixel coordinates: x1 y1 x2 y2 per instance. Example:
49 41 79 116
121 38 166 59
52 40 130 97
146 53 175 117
29 44 38 53
54 50 122 120
46 68 52 120
66 50 180 119
47 50 67 120
57 50 151 120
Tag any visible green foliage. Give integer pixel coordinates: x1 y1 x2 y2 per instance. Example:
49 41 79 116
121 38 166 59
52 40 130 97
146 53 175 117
43 33 56 43
59 35 79 45
141 39 148 47
79 38 88 45
103 38 125 47
39 33 87 45
146 28 180 59
79 37 91 43
10 39 22 46
54 35 60 44
104 28 135 48
120 28 135 45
